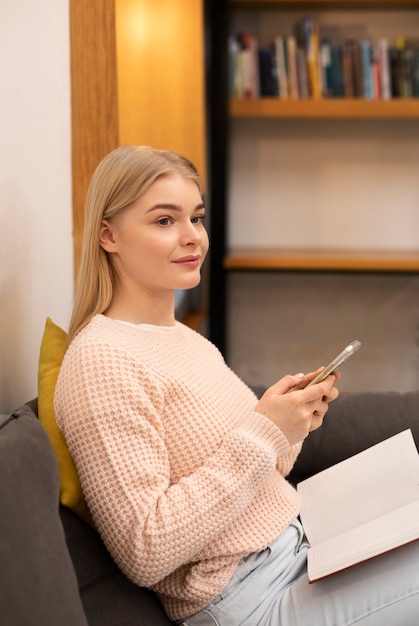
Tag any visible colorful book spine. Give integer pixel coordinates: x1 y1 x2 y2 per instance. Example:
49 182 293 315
258 48 276 96
320 38 333 97
330 45 344 97
361 40 373 99
274 35 289 99
413 50 419 96
286 35 299 99
377 38 391 100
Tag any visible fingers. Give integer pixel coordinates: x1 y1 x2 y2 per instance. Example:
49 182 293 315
272 372 305 394
255 371 340 446
302 374 337 404
304 374 340 431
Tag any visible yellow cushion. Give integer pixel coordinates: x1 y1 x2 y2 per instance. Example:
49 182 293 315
38 317 93 525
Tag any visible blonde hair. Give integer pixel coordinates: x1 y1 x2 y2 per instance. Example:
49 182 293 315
67 145 203 345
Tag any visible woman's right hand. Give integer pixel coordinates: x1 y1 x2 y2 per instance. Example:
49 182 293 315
254 371 339 446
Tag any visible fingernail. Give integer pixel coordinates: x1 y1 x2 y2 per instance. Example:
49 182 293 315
294 372 304 379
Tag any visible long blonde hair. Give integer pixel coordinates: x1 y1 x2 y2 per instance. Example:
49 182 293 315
67 145 203 345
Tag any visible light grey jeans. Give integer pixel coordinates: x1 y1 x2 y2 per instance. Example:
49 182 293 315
177 519 419 625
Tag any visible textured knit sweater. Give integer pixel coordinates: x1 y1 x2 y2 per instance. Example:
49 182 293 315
54 314 302 620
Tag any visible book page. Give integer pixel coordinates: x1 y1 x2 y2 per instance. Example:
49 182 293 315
298 429 419 546
307 499 419 582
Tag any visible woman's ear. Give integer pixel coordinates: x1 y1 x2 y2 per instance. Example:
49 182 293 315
99 220 117 252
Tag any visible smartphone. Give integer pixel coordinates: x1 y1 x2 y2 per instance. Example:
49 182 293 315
305 340 362 387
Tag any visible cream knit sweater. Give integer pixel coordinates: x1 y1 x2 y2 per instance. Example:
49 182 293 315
54 314 301 620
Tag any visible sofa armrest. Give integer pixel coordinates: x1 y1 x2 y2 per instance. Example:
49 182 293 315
0 404 88 626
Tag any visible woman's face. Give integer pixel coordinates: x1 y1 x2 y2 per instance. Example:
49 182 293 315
99 173 209 298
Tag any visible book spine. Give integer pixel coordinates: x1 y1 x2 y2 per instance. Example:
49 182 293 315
377 38 391 100
296 46 309 98
286 35 299 99
351 40 364 98
389 47 400 97
320 38 333 97
274 35 289 99
361 40 373 99
307 18 322 98
238 31 260 99
258 48 276 97
401 47 415 98
343 40 355 97
371 51 381 100
228 35 240 98
330 45 345 97
413 49 419 96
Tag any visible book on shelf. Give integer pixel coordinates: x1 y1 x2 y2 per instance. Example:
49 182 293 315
330 44 344 97
286 35 299 99
397 36 408 98
320 37 333 97
343 40 355 97
228 15 419 101
240 31 260 99
296 46 309 98
399 39 419 98
377 38 391 100
228 31 260 99
258 48 276 97
294 15 322 99
413 48 419 96
274 35 289 99
350 40 364 98
297 429 419 583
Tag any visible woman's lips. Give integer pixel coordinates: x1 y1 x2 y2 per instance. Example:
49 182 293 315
173 255 200 268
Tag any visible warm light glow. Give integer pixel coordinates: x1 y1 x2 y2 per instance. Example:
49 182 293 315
114 0 206 187
116 2 152 50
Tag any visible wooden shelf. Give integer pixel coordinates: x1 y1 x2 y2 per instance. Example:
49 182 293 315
230 98 419 119
224 248 419 271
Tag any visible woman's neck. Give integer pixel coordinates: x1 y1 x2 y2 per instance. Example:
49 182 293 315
104 292 176 327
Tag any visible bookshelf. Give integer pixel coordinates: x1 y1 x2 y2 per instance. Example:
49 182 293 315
225 247 419 271
205 0 419 354
231 98 419 118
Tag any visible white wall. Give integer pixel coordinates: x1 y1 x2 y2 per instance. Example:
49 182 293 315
0 0 73 413
228 118 419 251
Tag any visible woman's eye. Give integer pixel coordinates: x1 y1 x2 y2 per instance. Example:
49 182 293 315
192 214 206 225
157 217 171 226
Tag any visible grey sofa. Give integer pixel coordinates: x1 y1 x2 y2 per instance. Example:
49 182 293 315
1 390 418 626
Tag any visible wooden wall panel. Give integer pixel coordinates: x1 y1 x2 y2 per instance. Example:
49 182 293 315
115 0 206 187
70 0 119 275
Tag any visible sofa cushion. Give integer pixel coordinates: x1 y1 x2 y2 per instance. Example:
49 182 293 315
60 506 174 625
0 405 89 626
38 317 92 524
289 389 419 483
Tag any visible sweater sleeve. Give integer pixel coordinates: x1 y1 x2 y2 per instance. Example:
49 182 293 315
276 441 303 477
54 340 293 588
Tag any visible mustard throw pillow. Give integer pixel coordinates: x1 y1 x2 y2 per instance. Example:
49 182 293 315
38 317 93 525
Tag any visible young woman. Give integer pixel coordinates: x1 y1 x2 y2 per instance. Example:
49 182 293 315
54 145 418 625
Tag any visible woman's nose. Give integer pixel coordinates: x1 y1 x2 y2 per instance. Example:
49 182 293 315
180 222 202 245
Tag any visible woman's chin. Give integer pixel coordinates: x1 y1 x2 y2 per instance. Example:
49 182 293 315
178 274 202 291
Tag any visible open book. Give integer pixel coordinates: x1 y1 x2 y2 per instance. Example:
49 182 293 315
297 429 419 583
